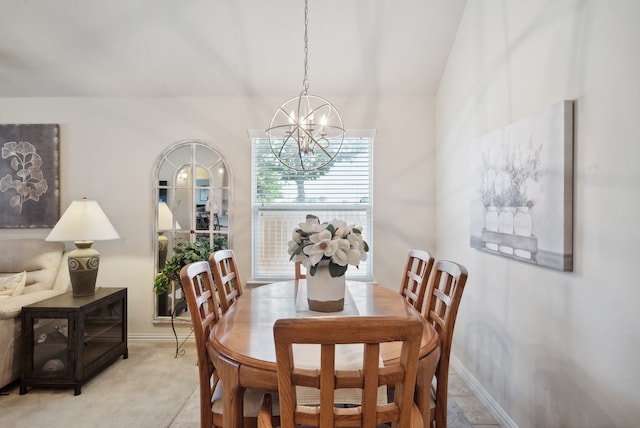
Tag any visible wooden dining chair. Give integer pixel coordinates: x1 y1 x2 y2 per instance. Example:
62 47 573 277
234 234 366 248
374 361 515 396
398 249 435 312
294 260 306 282
180 261 279 428
209 249 243 314
258 316 424 428
180 261 223 428
423 260 468 428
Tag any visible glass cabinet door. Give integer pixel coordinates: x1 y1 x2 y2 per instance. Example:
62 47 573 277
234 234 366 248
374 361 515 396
31 317 71 378
84 298 124 367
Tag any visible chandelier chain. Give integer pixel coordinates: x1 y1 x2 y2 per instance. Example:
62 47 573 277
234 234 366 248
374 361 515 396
303 0 309 94
266 0 344 172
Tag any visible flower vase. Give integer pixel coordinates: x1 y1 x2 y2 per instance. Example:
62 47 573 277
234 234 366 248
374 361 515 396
514 207 532 237
498 207 515 255
514 207 533 259
485 206 499 232
306 264 345 312
484 206 499 251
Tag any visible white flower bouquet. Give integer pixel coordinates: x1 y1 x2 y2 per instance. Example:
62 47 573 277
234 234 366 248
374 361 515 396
288 214 369 277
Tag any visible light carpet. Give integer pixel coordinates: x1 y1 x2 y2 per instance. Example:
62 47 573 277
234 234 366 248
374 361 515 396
1 341 472 428
1 342 197 428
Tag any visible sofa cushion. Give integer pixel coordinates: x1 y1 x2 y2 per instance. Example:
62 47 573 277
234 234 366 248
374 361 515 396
0 271 26 298
0 239 65 293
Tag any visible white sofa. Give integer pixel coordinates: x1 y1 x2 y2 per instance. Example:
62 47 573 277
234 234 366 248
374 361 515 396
0 239 70 390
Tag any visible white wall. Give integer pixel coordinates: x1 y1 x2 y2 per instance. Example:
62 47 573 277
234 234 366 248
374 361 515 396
436 1 640 427
0 95 435 338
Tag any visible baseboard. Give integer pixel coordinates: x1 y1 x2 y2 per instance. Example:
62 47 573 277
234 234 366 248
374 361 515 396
450 355 518 428
127 333 196 343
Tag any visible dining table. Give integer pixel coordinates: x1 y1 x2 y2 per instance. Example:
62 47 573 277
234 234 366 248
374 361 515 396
207 279 440 428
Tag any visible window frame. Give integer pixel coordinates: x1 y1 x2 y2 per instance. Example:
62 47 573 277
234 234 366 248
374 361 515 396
250 130 375 281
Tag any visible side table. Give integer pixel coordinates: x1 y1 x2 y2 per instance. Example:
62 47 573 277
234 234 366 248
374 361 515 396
20 287 128 395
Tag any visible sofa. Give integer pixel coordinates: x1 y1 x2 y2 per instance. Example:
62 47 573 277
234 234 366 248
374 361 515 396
0 239 70 390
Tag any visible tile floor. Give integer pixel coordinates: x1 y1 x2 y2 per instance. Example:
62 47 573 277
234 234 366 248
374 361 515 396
447 370 501 427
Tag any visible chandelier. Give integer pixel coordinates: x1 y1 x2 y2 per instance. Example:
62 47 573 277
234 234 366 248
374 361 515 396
266 0 345 172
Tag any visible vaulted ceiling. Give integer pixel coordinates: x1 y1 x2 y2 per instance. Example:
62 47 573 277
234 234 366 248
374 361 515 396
0 0 466 97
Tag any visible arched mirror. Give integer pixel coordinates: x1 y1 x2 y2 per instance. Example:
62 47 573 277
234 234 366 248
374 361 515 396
153 140 232 320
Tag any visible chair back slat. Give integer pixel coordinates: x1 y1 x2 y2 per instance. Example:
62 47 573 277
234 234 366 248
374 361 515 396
295 260 307 282
398 249 435 312
209 249 243 314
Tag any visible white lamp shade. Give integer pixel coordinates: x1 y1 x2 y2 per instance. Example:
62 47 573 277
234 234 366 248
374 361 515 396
158 202 181 231
46 198 120 242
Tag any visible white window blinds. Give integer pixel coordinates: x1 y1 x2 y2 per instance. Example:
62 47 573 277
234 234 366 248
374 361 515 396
251 131 374 280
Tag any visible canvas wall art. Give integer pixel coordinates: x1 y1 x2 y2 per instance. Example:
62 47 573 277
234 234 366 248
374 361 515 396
469 101 574 271
0 124 60 228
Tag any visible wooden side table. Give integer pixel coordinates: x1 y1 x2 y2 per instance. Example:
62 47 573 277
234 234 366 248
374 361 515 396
20 287 127 395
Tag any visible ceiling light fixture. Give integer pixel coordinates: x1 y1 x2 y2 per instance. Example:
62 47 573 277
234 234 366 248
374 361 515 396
266 0 344 172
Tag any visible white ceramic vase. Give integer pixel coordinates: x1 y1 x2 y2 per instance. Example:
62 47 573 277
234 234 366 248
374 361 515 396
306 263 346 312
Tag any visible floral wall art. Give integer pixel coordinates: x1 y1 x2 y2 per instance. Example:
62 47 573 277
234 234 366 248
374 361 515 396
0 124 60 228
470 101 574 271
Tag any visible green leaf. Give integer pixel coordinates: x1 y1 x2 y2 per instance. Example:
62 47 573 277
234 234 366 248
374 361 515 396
153 236 226 295
325 224 336 237
329 263 348 277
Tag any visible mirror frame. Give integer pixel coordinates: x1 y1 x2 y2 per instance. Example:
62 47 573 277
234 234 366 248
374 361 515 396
152 140 233 321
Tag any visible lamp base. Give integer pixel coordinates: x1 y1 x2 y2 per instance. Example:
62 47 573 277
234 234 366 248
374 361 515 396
68 241 100 297
158 232 168 271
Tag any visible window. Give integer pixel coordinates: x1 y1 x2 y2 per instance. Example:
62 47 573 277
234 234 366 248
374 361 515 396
251 131 374 280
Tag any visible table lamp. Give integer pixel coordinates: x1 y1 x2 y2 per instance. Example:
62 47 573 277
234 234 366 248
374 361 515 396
46 198 120 297
157 202 181 271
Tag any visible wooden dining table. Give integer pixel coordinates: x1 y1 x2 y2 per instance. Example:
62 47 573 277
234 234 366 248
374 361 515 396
207 279 440 428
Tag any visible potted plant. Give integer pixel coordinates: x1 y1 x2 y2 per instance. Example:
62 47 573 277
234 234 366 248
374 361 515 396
287 214 368 312
288 214 369 277
154 236 227 315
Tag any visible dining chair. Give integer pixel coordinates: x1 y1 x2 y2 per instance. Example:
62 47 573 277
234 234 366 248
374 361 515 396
209 249 243 314
423 259 468 428
258 316 425 428
398 249 435 313
294 260 306 282
179 261 222 428
180 261 279 428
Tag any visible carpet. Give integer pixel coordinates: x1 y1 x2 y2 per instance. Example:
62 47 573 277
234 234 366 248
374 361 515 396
1 342 198 428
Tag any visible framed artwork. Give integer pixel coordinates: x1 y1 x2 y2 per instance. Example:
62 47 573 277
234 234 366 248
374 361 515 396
469 101 574 272
0 124 60 228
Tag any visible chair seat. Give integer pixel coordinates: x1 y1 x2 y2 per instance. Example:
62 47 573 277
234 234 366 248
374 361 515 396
211 382 281 417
